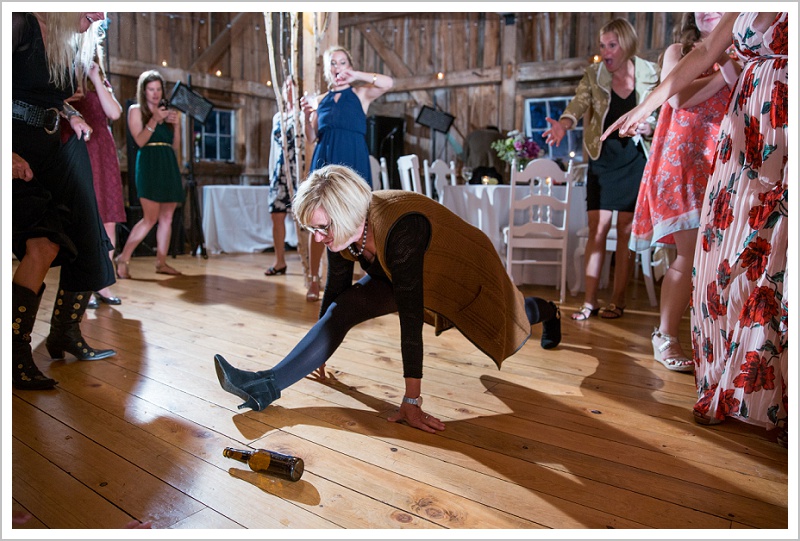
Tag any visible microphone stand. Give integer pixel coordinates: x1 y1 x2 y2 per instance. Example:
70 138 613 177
379 126 398 189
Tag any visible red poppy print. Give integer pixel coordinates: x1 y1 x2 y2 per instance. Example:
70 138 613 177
748 183 784 229
736 68 756 110
694 384 718 416
738 285 780 327
711 188 734 230
769 15 788 53
733 351 776 393
739 236 772 280
717 260 732 290
706 281 726 320
702 337 714 364
718 133 733 164
744 114 764 169
770 80 788 128
715 389 741 418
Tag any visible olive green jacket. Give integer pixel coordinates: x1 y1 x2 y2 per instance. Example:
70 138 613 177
560 56 659 161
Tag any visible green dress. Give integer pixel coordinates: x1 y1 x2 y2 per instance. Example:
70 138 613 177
135 122 184 202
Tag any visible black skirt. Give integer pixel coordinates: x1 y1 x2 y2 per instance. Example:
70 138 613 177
13 123 115 292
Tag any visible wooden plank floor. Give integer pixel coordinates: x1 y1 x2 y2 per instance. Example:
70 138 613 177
9 252 790 532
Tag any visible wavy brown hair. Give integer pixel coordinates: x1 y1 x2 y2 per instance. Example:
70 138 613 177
135 70 166 126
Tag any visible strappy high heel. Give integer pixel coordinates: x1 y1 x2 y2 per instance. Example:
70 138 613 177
306 274 321 302
651 328 694 372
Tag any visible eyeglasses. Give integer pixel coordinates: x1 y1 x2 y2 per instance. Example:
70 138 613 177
302 222 332 236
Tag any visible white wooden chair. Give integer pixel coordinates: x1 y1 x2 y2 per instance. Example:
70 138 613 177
423 159 457 202
378 157 391 190
502 158 571 303
369 155 391 191
396 154 423 194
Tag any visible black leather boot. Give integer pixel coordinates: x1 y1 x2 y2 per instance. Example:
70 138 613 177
525 297 561 350
45 289 116 361
12 283 58 390
214 354 280 411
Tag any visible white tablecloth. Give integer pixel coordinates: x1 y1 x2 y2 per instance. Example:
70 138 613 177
202 185 298 254
440 183 587 288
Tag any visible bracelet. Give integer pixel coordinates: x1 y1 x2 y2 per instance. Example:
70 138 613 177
62 102 84 121
146 125 155 133
372 73 377 84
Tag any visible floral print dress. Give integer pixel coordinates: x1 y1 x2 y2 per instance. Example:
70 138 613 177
691 12 788 431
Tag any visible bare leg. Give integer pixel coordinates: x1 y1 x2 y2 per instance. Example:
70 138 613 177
610 211 635 308
154 202 177 268
656 228 697 356
117 198 159 264
13 237 59 291
267 212 287 271
572 210 612 319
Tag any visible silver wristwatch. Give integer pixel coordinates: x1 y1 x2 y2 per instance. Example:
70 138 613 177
402 395 422 407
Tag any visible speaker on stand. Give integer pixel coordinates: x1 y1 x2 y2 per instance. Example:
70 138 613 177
166 77 214 259
367 115 405 189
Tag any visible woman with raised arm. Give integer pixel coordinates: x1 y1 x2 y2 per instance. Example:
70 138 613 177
606 13 788 446
543 18 659 321
299 45 393 302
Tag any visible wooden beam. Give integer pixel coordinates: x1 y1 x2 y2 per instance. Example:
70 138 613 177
188 12 248 73
499 14 517 131
391 67 501 92
359 22 431 107
338 12 407 27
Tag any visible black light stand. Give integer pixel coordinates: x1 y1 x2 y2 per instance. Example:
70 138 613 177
167 77 214 259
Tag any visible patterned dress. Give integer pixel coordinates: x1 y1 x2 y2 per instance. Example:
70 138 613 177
691 12 788 432
630 66 730 251
268 111 297 213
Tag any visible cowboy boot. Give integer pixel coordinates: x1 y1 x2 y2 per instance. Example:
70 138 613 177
12 283 58 390
45 288 116 361
214 354 280 411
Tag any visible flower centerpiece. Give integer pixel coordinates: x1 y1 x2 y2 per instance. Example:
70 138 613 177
491 130 544 170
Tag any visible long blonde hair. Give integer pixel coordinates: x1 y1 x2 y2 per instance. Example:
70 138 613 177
34 12 97 91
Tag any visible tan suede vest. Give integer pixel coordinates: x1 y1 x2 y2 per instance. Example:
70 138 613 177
348 190 531 368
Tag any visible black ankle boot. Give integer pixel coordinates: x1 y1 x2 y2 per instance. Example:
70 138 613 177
12 283 58 390
214 354 280 411
540 302 561 350
45 289 116 361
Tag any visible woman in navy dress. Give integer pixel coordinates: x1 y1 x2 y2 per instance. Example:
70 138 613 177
301 45 393 301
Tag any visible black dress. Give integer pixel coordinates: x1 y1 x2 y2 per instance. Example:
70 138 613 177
12 13 114 292
585 90 648 212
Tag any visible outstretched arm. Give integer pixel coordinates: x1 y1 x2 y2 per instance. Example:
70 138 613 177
602 12 739 140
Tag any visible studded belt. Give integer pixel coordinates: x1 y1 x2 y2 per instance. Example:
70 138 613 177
12 100 61 134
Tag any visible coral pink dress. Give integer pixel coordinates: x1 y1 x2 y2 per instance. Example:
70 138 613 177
629 66 730 251
691 12 788 432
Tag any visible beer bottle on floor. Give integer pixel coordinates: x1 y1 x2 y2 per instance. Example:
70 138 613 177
223 447 304 482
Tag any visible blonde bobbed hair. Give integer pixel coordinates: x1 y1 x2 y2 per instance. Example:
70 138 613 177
293 165 372 247
600 18 639 63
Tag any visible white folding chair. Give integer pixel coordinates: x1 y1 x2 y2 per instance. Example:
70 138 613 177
502 158 571 303
423 159 457 202
396 154 423 194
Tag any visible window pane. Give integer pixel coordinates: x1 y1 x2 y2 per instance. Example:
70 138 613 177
204 113 218 133
204 138 217 159
528 101 549 130
219 135 232 161
548 99 568 121
219 112 232 135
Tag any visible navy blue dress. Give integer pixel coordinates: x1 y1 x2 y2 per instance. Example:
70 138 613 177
311 88 372 188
